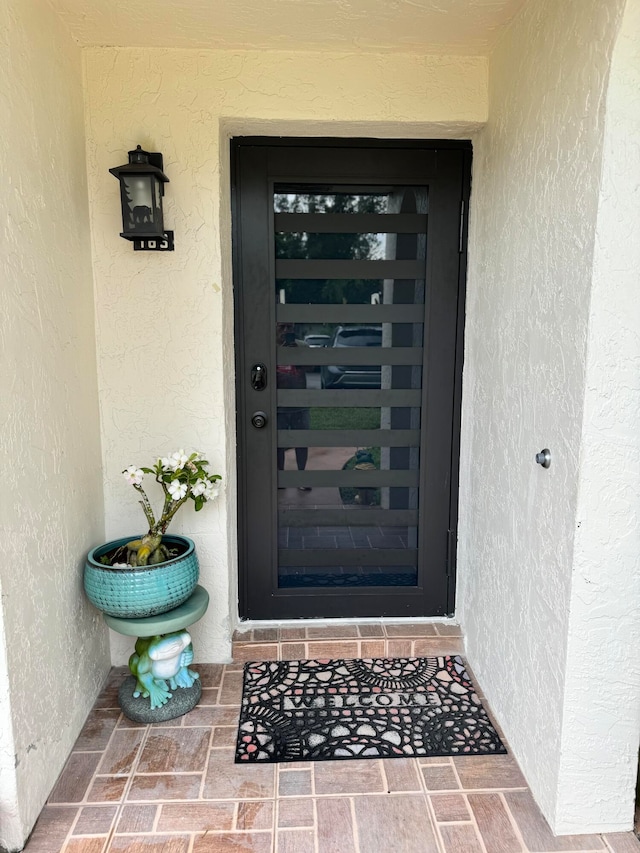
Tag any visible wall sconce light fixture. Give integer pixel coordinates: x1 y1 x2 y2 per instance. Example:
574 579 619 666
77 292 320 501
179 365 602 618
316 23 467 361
109 145 174 251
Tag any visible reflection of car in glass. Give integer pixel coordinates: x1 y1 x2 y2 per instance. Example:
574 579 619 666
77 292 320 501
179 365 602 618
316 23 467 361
302 334 331 372
303 334 331 347
320 326 382 389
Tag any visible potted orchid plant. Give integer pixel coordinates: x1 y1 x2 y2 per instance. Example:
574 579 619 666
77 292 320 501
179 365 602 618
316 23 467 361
117 449 221 566
83 450 221 619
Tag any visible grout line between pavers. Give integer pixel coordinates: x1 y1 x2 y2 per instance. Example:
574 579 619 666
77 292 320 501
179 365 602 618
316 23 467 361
379 759 390 795
58 807 83 853
465 792 490 853
68 749 110 755
134 787 511 804
272 794 280 852
110 710 152 833
349 797 360 853
119 783 529 802
310 761 317 799
198 748 210 801
66 831 113 840
497 791 529 852
130 770 211 777
423 792 447 853
149 803 161 833
231 800 240 831
111 828 268 838
311 798 319 853
448 756 465 793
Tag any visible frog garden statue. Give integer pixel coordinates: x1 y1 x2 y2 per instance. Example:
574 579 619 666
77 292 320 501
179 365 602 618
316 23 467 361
129 630 200 711
99 583 210 722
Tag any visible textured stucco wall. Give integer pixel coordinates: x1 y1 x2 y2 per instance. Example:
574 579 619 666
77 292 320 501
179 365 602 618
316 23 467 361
458 0 627 834
555 0 640 833
0 0 109 847
82 47 488 664
51 0 527 55
0 588 19 850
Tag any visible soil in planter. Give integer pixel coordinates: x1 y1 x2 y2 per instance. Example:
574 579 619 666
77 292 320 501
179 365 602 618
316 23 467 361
100 537 189 568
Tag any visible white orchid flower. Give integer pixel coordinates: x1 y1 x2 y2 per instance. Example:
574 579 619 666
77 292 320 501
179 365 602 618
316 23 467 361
123 466 144 486
168 480 188 501
160 456 174 471
191 478 207 497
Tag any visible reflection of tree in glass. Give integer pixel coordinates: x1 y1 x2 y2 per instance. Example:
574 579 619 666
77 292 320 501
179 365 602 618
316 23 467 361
275 193 386 305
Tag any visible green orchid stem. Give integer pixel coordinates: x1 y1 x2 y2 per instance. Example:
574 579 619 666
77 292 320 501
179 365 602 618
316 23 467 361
133 485 156 529
149 494 190 536
134 479 189 538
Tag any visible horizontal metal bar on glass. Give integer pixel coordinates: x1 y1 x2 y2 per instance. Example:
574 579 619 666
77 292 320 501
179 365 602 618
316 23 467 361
278 469 419 487
276 260 424 280
276 429 421 447
278 389 422 407
279 549 419 567
276 304 422 323
276 347 423 366
279 509 419 527
274 213 428 234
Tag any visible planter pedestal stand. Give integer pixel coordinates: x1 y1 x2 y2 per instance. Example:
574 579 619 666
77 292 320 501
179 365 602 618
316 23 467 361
104 585 209 723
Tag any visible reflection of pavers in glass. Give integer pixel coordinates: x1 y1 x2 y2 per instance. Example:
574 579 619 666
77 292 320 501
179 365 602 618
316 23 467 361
278 445 416 586
279 566 416 576
278 570 418 587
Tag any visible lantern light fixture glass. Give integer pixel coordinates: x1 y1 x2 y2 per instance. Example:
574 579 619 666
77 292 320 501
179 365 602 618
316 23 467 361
109 145 174 251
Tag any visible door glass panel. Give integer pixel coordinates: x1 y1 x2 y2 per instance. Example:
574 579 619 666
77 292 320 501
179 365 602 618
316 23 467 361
275 279 424 305
276 235 392 261
274 183 427 589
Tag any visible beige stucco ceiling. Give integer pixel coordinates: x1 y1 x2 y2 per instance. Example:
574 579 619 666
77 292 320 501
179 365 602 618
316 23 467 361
49 0 527 54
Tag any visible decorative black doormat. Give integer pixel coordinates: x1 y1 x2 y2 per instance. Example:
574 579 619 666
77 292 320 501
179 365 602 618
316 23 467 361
235 656 506 763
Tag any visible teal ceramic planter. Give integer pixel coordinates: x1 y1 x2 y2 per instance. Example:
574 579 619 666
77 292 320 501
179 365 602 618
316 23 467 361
84 534 199 618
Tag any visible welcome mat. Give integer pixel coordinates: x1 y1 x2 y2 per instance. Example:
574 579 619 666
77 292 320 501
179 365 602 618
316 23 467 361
235 656 506 763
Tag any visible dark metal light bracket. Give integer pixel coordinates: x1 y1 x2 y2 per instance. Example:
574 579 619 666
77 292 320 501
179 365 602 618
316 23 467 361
133 231 175 251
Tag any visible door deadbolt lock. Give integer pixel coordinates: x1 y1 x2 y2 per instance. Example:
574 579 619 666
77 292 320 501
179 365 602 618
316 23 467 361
251 411 268 429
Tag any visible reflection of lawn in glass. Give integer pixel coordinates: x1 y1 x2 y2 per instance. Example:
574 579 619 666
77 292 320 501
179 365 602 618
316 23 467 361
309 407 380 430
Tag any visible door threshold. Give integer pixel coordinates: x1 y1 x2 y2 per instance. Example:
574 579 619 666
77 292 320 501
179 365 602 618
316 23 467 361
232 619 463 663
236 615 459 630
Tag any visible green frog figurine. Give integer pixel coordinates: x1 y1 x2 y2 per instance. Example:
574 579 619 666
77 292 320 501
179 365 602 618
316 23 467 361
128 630 199 710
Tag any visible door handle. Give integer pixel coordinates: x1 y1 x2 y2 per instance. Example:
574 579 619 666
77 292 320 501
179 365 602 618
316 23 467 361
251 363 267 391
251 411 268 429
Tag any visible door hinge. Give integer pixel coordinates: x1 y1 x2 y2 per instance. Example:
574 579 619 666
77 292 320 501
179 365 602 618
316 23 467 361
458 200 465 253
446 528 456 576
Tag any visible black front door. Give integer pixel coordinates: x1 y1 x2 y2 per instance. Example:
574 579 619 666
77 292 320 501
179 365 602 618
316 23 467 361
232 139 469 620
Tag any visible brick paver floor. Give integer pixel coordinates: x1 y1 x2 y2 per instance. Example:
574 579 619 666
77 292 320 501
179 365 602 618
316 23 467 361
24 626 640 853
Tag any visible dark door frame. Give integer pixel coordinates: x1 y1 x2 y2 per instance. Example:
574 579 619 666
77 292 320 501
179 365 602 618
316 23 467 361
231 137 471 620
